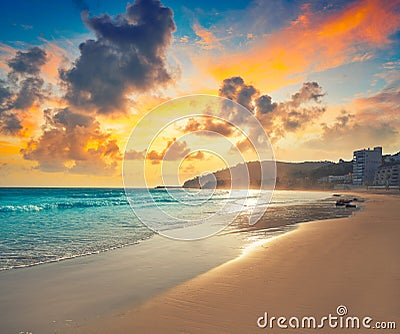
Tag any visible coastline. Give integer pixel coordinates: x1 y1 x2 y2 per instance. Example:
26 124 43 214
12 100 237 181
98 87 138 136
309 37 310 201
78 192 400 333
0 190 392 333
0 189 338 272
0 229 243 333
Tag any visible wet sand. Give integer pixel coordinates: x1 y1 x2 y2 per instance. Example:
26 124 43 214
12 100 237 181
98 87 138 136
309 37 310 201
0 231 242 333
79 193 400 333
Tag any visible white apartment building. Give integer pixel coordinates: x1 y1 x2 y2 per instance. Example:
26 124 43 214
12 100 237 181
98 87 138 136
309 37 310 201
374 163 400 186
352 147 382 185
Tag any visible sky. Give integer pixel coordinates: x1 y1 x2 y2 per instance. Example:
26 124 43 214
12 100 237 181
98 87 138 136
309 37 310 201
0 0 399 187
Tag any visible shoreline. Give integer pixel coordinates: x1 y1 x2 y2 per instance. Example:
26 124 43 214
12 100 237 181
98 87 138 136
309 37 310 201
0 190 379 333
0 229 243 333
0 189 344 272
78 192 399 333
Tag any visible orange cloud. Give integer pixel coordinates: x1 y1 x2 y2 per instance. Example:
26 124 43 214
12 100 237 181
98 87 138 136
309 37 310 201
21 108 122 175
196 0 400 92
192 22 222 50
40 41 71 85
181 117 236 137
146 138 191 165
186 150 204 160
0 43 16 72
352 85 400 125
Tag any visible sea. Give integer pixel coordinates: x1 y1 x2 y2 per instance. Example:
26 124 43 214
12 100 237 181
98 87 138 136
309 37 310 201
0 188 357 271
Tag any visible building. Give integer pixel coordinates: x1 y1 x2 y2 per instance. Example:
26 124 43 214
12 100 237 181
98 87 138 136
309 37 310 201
318 174 352 184
383 151 400 163
352 147 382 185
374 163 400 186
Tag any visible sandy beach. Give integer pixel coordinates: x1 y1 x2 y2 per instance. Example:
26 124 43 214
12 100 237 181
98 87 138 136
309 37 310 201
78 192 400 333
0 190 348 333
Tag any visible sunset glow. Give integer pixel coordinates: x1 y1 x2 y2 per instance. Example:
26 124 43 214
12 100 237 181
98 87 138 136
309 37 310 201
0 0 399 186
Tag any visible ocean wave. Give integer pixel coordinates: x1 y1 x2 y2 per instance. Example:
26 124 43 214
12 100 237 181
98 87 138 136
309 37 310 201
69 192 124 199
0 233 154 271
0 200 130 212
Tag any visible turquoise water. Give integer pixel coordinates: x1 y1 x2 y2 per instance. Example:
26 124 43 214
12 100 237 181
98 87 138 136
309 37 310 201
0 188 152 270
0 188 337 270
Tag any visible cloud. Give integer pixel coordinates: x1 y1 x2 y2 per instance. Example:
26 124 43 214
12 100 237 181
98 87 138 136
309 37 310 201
3 1 179 178
353 79 400 123
0 112 22 135
125 149 146 160
126 137 196 165
181 117 235 137
192 22 222 50
0 47 48 135
219 76 258 112
307 110 398 152
186 150 204 160
146 138 191 164
197 0 400 92
60 0 176 114
0 80 21 134
0 80 12 104
218 77 325 139
305 74 400 154
219 76 277 116
218 76 278 134
13 77 44 110
255 94 277 115
21 108 121 174
275 82 325 132
290 81 325 107
281 107 326 131
7 47 47 75
39 40 74 85
230 137 254 154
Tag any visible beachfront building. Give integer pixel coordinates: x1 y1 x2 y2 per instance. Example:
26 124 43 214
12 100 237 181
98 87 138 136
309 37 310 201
374 163 400 186
352 147 382 185
318 174 352 184
383 151 400 163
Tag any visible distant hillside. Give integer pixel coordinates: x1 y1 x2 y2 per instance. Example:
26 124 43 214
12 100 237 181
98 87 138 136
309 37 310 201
183 160 352 190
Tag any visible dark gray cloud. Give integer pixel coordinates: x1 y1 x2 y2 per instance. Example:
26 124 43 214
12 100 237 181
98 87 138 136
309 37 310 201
22 108 121 174
255 94 277 114
60 0 176 114
7 47 47 75
219 76 277 116
0 81 21 134
0 47 47 135
0 80 12 103
291 81 325 107
13 77 44 110
219 76 258 112
219 76 269 131
0 80 18 134
218 77 326 141
0 111 22 135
